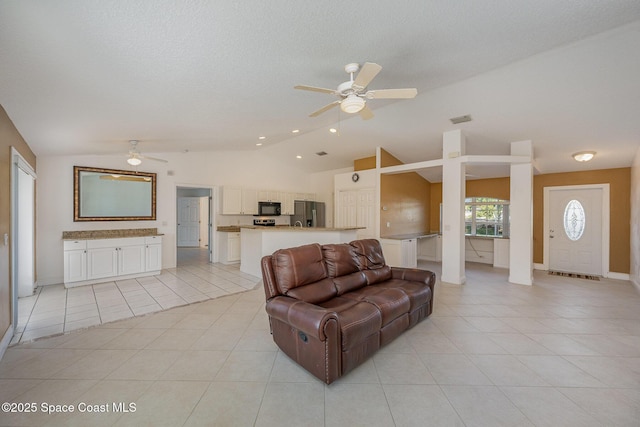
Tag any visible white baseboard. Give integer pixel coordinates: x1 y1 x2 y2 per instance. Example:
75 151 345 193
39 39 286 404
606 272 630 281
533 263 546 271
0 325 15 361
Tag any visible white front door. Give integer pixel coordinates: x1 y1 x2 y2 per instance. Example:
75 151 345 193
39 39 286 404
177 197 201 247
548 187 603 275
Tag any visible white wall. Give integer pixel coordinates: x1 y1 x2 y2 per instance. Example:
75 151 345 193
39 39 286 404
631 145 640 290
37 150 334 286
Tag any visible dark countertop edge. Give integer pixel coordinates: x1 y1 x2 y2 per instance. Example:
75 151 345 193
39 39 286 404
62 233 164 241
238 226 363 231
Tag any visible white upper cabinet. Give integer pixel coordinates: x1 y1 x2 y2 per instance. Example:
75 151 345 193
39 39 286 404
222 186 258 215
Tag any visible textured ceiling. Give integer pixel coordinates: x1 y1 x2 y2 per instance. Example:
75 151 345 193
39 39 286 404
1 1 639 180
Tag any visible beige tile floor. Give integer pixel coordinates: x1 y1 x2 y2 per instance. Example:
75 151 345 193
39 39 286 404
12 248 260 345
2 260 640 426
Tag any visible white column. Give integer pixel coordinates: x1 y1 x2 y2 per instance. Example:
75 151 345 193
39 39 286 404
441 130 466 284
509 140 533 285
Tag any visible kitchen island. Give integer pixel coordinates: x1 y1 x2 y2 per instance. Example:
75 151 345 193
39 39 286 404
240 226 361 277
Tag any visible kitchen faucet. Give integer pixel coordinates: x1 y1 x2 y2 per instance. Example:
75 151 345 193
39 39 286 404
294 221 303 228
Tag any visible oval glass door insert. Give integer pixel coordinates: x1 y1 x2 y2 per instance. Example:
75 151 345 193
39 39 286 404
563 199 585 241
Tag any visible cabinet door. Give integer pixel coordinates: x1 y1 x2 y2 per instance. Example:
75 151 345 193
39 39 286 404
87 248 118 280
241 188 258 214
64 249 87 283
228 233 241 262
222 187 242 214
401 239 417 268
118 245 146 275
146 244 162 271
281 192 295 215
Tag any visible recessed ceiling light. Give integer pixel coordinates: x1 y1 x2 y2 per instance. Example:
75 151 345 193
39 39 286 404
296 155 302 159
292 129 300 133
572 151 596 162
258 136 266 140
256 143 262 146
329 128 337 133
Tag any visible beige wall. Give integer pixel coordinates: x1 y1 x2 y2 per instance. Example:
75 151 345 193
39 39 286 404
533 168 630 274
356 150 431 237
0 105 36 341
430 169 631 274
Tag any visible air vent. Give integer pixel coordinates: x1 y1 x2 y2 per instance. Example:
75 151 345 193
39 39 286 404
315 151 328 156
450 115 472 124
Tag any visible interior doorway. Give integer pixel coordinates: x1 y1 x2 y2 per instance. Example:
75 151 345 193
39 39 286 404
11 148 37 329
176 186 213 265
544 184 609 276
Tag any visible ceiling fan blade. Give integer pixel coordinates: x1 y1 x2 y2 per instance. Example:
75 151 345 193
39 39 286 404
365 88 418 99
359 104 374 120
139 154 168 163
294 85 336 95
309 100 340 117
352 62 382 91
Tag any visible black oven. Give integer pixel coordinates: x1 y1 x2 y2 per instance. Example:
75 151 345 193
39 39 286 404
258 201 281 216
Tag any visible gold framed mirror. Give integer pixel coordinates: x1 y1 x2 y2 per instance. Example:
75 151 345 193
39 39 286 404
74 166 157 221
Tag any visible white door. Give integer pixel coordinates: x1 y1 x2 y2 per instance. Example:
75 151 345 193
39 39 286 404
177 197 200 247
548 187 603 275
17 167 35 297
356 188 376 239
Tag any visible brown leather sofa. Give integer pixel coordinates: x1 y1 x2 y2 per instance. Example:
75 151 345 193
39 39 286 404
260 238 435 384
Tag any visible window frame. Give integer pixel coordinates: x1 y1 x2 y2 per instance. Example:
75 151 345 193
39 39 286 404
464 197 510 238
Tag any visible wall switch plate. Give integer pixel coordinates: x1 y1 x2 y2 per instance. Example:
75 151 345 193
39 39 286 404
3 233 8 246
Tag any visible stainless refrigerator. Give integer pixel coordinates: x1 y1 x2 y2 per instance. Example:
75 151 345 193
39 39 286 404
290 200 325 227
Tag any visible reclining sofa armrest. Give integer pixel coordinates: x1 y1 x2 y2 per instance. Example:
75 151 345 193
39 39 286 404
266 296 338 341
391 267 436 287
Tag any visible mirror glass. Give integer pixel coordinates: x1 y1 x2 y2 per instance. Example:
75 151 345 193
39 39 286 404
74 166 156 221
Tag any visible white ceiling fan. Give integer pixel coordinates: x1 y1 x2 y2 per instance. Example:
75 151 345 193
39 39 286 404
294 62 417 120
125 140 167 166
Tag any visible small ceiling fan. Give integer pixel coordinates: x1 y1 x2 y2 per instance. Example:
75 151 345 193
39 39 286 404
294 62 417 120
126 140 167 166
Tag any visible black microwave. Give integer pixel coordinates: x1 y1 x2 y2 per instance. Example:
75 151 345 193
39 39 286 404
258 201 281 216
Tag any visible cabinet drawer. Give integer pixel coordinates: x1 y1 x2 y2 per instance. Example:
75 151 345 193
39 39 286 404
64 240 87 251
87 237 145 249
145 236 162 244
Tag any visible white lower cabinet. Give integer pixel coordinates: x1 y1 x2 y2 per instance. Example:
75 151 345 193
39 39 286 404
64 236 162 288
218 232 241 264
380 238 417 268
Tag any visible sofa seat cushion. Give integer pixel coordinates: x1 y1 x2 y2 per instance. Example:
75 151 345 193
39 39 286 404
342 287 410 327
319 297 382 350
374 279 433 312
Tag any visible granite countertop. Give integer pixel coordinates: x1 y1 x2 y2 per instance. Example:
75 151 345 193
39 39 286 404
62 228 163 240
217 226 241 232
381 232 438 240
239 225 363 231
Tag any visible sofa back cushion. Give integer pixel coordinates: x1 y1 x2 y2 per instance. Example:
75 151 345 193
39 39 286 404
350 239 386 268
271 243 328 294
350 239 392 284
322 243 361 277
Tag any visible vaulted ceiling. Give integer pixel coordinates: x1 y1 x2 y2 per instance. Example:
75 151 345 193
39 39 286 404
1 1 639 181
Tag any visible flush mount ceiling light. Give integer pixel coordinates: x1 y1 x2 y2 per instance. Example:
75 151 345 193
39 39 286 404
572 151 596 162
340 94 366 114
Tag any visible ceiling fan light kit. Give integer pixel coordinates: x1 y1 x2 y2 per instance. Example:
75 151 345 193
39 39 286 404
127 156 142 166
295 62 417 120
341 94 365 113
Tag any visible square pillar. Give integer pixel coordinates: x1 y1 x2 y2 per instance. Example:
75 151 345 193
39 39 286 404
509 140 533 285
441 130 466 285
